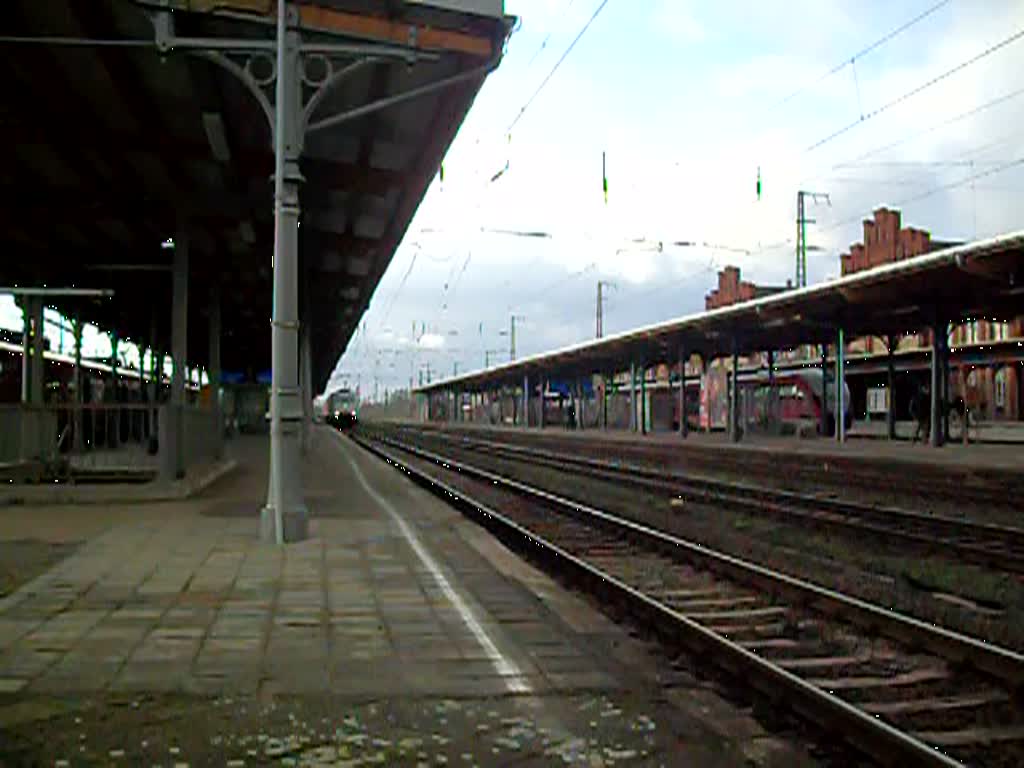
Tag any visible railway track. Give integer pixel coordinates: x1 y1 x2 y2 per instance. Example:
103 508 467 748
353 429 1024 768
407 423 1021 512
385 425 1024 576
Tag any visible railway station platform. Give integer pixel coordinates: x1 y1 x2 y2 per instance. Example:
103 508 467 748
0 427 811 766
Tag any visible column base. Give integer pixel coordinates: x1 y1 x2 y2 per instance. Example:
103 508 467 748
260 504 309 543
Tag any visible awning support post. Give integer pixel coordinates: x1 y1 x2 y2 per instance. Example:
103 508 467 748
820 342 829 437
639 361 647 435
73 315 84 453
263 1 308 544
729 340 740 443
162 225 188 483
886 335 896 440
930 318 947 447
836 326 846 443
210 286 224 460
522 374 529 428
679 344 688 439
629 361 637 432
601 373 609 430
577 376 585 431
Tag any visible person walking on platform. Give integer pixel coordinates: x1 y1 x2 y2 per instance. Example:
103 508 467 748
910 383 930 443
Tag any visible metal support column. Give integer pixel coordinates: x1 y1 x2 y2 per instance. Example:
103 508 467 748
522 374 529 428
601 373 609 430
886 335 896 440
162 226 188 482
820 343 829 436
73 316 84 453
729 341 740 443
149 309 159 406
930 320 946 447
629 361 637 432
766 349 775 433
263 2 308 543
20 298 33 404
678 345 687 438
702 357 710 433
109 332 120 449
209 286 223 460
639 362 647 435
29 297 44 405
577 376 585 431
941 326 951 444
836 327 846 443
539 377 546 428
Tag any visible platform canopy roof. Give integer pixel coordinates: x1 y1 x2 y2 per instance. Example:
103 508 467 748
418 230 1024 391
2 0 511 388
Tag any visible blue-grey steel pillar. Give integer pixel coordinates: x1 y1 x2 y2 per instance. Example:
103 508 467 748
110 332 120 449
639 362 647 435
209 286 224 460
941 326 951 444
766 349 776 433
539 377 546 428
702 357 710 433
263 2 308 543
678 345 687 438
729 342 740 443
72 316 84 453
930 319 947 447
629 361 637 432
886 335 896 440
522 374 529 428
26 297 44 405
32 299 45 404
820 343 829 436
601 373 609 430
836 327 846 443
20 299 32 404
162 226 188 482
576 376 585 431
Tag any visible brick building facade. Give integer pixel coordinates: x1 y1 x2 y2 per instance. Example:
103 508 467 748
705 207 1022 423
705 266 788 311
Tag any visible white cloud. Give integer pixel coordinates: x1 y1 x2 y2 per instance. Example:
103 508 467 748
418 333 446 350
335 0 1024 397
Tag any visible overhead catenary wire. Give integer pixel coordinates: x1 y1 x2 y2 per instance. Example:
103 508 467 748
764 0 952 116
829 85 1024 169
806 27 1024 152
506 0 612 134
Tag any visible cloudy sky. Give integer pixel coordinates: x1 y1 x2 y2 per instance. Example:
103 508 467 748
330 0 1024 399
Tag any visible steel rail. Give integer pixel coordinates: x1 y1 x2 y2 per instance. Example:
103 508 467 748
401 427 1024 575
351 430 969 768
363 429 1024 685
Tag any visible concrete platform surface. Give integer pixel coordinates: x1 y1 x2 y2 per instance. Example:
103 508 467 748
0 428 816 766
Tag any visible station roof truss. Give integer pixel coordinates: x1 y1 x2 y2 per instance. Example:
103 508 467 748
2 0 512 389
417 230 1024 392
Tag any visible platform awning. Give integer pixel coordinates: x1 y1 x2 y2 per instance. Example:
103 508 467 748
3 0 511 389
418 230 1024 391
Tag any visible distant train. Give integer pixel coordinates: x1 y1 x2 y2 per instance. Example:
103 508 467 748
321 388 358 430
700 366 852 436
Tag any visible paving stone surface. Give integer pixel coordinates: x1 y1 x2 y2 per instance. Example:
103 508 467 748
0 430 823 766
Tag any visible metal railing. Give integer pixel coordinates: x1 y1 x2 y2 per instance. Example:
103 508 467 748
1 403 160 477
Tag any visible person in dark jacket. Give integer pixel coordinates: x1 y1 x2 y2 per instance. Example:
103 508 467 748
910 384 930 443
